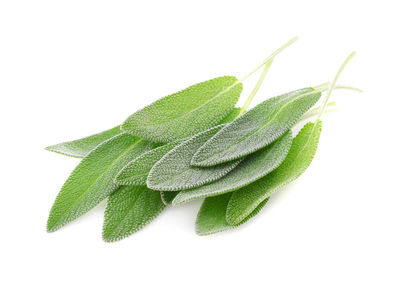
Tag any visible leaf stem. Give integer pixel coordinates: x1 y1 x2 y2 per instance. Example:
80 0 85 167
316 52 357 122
239 36 298 82
300 102 337 122
239 60 273 115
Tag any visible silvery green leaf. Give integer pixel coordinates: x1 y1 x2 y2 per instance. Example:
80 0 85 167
192 88 321 166
47 133 153 232
172 131 292 205
160 191 179 206
196 193 269 235
147 125 242 191
103 185 165 242
226 121 322 225
121 76 242 143
45 126 122 158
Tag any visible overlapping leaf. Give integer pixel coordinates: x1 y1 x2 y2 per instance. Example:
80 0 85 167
47 133 153 232
160 191 179 206
121 76 243 143
45 126 122 158
226 121 322 225
196 193 269 235
147 125 243 191
172 131 292 205
192 88 321 166
103 185 165 242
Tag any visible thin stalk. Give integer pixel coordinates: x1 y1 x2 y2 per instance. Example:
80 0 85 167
300 102 337 122
240 36 298 82
316 52 357 121
239 60 273 115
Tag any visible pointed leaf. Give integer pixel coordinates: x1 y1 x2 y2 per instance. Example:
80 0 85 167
192 88 321 166
147 125 242 191
45 126 122 158
121 76 243 143
226 121 322 225
196 193 269 235
103 185 165 242
47 133 153 232
173 131 292 205
160 191 179 206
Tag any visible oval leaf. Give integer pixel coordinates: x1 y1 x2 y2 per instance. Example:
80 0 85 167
121 76 243 143
147 125 242 191
226 121 322 225
45 126 122 158
192 88 321 166
47 134 153 232
172 131 292 205
103 185 165 242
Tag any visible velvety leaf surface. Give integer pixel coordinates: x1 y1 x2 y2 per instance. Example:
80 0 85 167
192 88 321 166
45 126 122 158
196 193 269 235
226 121 322 225
172 131 292 205
115 141 182 186
121 76 242 143
147 125 242 191
103 185 165 242
160 191 179 206
47 133 153 232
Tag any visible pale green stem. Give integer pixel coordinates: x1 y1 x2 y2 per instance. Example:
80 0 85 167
240 36 298 82
300 102 337 122
316 52 356 121
239 60 273 115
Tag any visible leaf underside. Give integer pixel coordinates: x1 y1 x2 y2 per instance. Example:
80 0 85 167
103 185 165 242
172 131 292 205
196 192 269 235
147 125 243 191
45 126 122 158
192 88 321 166
226 121 322 225
121 76 243 143
47 133 153 232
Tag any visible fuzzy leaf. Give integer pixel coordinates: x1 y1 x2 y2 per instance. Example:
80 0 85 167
103 185 165 242
160 191 179 206
45 126 122 158
226 121 322 225
192 88 321 166
47 133 153 232
121 76 243 143
115 141 183 186
196 192 269 235
172 131 292 205
147 125 242 191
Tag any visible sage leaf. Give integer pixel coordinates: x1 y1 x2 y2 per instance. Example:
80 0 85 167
147 125 242 191
45 126 122 158
160 191 179 206
172 131 292 205
103 185 165 242
115 141 183 186
226 121 322 225
121 76 243 143
196 193 269 235
191 88 321 166
47 133 153 232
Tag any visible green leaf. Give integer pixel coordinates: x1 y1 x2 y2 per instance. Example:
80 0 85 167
219 107 241 123
192 88 321 166
115 141 183 186
47 133 153 232
45 126 122 158
147 125 242 191
121 76 243 143
226 121 322 225
103 185 165 242
160 191 179 206
196 193 269 235
172 131 292 205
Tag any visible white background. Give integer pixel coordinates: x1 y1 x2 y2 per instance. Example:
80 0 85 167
1 0 399 284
